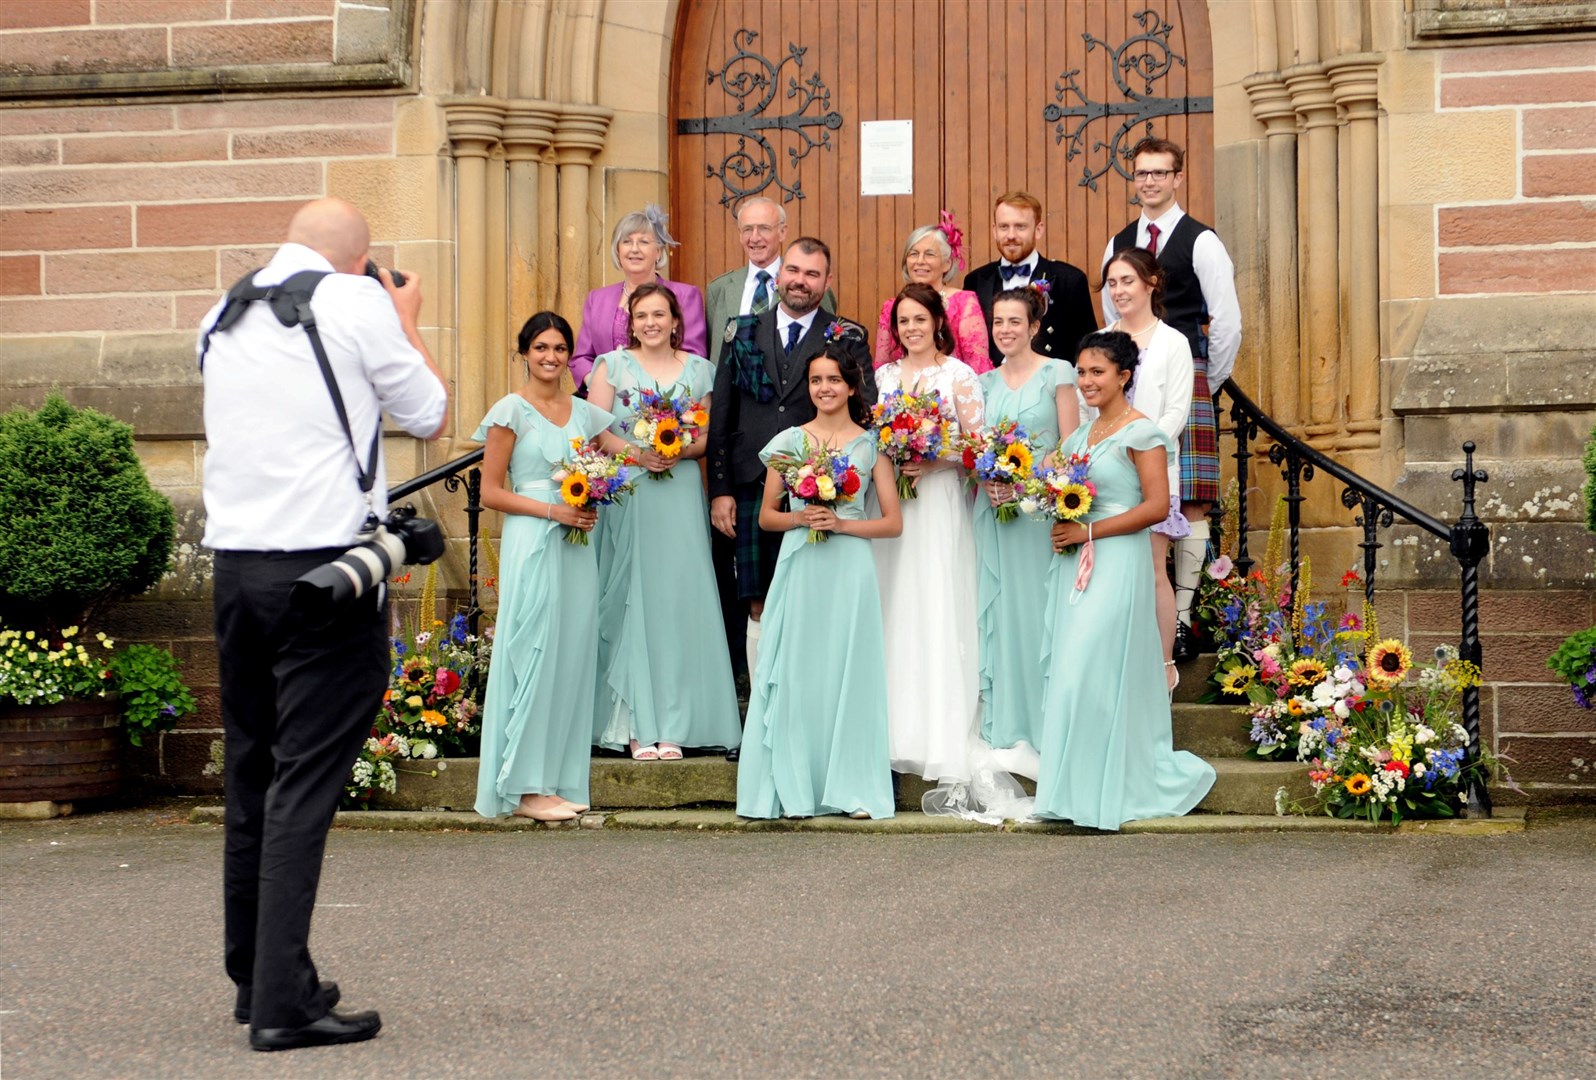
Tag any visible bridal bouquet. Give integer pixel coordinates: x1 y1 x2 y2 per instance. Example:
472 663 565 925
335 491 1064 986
765 434 863 543
872 389 950 501
959 420 1039 524
627 387 708 481
552 437 637 545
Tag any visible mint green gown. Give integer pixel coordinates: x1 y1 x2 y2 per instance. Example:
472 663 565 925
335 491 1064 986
974 360 1075 752
735 428 894 819
473 394 614 817
1033 418 1215 829
588 350 742 752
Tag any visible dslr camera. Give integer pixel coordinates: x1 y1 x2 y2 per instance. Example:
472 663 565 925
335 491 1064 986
364 260 406 288
290 505 445 621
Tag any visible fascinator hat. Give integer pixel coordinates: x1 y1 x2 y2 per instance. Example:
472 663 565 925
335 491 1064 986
610 204 680 271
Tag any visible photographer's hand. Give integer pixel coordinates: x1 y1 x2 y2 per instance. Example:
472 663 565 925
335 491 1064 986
377 266 448 438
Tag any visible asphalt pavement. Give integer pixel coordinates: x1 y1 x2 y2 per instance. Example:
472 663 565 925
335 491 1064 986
2 804 1594 1079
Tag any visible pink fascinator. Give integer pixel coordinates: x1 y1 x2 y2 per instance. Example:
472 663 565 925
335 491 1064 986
938 209 966 272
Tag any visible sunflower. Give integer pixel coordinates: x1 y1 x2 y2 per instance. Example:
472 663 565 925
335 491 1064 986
652 417 683 457
1287 698 1307 716
1218 665 1256 694
1344 773 1372 796
1000 441 1033 477
1365 638 1412 687
1055 482 1093 520
560 473 590 506
1289 657 1328 687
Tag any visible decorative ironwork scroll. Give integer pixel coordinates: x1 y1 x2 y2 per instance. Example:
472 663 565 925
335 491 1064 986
1042 8 1214 192
676 29 843 207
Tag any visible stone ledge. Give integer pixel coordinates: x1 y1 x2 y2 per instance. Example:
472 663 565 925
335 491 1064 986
183 805 1526 835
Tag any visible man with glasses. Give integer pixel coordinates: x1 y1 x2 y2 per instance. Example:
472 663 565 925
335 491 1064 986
1101 136 1240 663
705 200 834 699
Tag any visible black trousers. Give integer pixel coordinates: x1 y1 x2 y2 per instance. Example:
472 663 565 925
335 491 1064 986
215 549 388 1030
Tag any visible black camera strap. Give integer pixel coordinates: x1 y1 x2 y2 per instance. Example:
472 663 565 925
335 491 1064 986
200 269 381 499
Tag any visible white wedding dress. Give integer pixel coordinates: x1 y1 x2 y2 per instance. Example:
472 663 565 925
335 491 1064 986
874 358 985 785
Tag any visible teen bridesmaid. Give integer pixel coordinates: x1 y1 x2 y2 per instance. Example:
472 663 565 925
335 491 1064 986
973 286 1080 757
1032 330 1214 829
585 284 742 760
474 312 630 822
735 348 903 820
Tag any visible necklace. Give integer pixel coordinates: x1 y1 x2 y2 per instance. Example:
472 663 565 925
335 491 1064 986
1120 318 1158 340
1087 408 1132 447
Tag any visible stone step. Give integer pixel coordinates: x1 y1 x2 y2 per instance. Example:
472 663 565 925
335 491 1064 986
374 755 1306 817
1173 650 1224 703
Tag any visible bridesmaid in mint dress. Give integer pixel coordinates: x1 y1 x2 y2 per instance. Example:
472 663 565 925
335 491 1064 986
1033 330 1215 829
974 287 1080 754
736 349 904 820
474 312 628 822
585 283 741 759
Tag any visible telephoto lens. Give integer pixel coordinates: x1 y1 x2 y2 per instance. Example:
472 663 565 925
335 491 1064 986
289 508 444 623
364 260 406 288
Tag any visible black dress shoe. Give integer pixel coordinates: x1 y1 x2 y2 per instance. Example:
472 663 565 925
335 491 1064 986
250 1009 381 1052
725 746 740 762
1172 623 1197 663
235 980 339 1024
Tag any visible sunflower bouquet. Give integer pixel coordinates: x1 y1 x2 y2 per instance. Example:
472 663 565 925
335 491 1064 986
1019 451 1095 528
379 611 491 758
551 437 637 545
765 433 863 544
872 388 951 501
959 420 1041 524
628 387 708 481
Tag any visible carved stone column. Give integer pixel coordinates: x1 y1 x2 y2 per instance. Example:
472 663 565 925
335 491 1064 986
443 98 506 438
551 105 614 316
1330 56 1383 445
502 102 559 399
1244 73 1301 427
1285 64 1341 433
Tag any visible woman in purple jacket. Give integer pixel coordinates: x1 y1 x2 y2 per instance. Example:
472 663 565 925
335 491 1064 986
571 205 708 388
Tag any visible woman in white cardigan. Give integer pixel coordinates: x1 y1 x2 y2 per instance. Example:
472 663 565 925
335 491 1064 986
1100 247 1193 695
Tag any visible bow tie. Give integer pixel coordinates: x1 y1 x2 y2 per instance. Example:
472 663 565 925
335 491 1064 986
999 263 1030 282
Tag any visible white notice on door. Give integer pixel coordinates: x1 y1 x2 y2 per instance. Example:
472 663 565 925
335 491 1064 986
860 120 913 196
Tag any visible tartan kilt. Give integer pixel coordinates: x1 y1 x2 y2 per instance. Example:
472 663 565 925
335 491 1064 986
733 481 782 602
1179 359 1221 504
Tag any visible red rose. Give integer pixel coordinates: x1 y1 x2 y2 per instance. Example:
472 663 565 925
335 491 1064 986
433 668 462 696
961 448 976 469
841 468 861 496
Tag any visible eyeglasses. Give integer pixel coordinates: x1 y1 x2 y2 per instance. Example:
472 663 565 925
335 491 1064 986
1133 169 1175 182
739 224 776 236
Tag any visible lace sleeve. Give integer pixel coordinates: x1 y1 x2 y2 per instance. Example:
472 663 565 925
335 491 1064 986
949 294 993 374
947 363 984 437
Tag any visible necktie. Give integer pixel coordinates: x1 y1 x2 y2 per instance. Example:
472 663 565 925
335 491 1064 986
784 321 802 355
751 270 772 315
1146 223 1161 257
999 262 1027 282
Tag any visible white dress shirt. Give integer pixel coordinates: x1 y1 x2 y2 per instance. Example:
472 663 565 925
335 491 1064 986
1098 204 1241 388
198 243 447 551
738 256 783 316
775 306 819 348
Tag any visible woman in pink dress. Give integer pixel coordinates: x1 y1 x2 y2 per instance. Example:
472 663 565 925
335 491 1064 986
874 211 992 374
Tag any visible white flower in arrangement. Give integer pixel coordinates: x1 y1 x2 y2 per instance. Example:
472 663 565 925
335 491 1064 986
364 736 385 755
1434 644 1459 664
632 420 650 439
1415 724 1436 745
1332 699 1351 720
412 739 438 760
1273 786 1288 816
1018 497 1039 514
1451 723 1470 744
1413 762 1427 777
1334 665 1355 682
375 760 397 794
414 631 431 647
389 734 411 757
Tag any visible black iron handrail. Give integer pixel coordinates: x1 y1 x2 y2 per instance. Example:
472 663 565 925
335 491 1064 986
387 448 485 635
1215 379 1491 816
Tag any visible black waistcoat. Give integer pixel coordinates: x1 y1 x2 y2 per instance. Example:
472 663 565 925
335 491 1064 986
1112 213 1212 360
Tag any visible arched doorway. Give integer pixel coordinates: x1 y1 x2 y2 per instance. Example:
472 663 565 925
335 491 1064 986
671 0 1213 323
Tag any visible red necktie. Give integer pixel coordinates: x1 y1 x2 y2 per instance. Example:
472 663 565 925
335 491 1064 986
1146 223 1160 257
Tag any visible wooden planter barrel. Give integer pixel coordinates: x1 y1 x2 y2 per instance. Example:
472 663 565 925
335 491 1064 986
0 697 123 803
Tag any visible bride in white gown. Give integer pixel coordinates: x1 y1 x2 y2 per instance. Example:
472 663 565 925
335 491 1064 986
874 284 986 786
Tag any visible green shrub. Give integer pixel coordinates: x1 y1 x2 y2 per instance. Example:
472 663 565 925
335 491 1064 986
0 393 175 630
107 643 196 747
1584 424 1596 534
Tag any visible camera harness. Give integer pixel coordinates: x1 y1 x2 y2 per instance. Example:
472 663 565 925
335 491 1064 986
199 269 383 530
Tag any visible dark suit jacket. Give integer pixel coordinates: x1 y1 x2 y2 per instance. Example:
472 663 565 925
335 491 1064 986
707 307 876 498
964 257 1098 366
